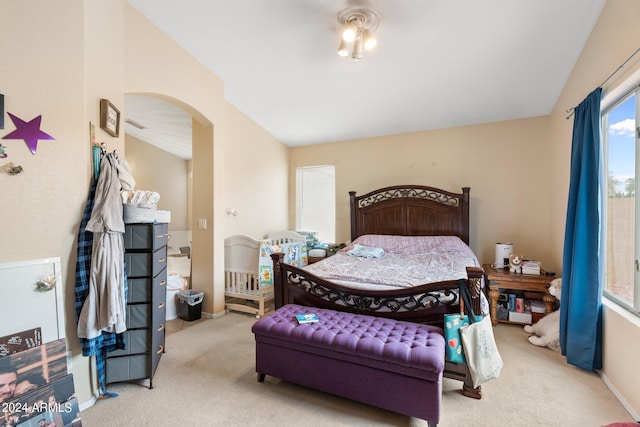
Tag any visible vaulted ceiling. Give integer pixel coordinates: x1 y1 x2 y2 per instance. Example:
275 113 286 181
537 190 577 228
125 0 606 159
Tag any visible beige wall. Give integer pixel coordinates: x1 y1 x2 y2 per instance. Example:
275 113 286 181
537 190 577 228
224 103 290 239
1 0 290 408
290 116 553 268
0 0 127 405
125 134 190 234
548 0 640 418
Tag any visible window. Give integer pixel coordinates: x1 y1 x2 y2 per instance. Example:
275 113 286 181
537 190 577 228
602 83 640 313
295 165 336 243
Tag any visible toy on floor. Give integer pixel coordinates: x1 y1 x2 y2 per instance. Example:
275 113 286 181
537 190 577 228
523 278 561 351
508 254 523 273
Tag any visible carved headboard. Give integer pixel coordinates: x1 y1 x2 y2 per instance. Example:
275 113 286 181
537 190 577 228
349 185 470 244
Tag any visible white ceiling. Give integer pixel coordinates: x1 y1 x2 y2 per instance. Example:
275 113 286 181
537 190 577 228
124 0 606 159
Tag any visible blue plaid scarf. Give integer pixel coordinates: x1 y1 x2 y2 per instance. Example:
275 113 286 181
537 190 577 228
75 179 126 398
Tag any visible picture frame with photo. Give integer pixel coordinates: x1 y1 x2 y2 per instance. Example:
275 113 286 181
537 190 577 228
99 99 120 137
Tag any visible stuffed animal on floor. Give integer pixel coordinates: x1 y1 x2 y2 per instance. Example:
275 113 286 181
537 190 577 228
509 254 523 273
523 278 562 351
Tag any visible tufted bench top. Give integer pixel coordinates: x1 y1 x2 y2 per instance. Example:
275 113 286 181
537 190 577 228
252 304 445 382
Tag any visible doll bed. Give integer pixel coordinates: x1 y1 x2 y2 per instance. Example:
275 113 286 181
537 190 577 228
270 184 485 398
224 232 307 318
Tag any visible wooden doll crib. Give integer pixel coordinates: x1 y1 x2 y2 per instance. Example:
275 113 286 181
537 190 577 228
224 232 306 318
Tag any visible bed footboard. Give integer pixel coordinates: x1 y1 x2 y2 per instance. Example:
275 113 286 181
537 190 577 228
270 253 483 324
270 252 484 398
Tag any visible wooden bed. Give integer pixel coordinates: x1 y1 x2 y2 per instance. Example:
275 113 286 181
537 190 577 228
270 184 485 399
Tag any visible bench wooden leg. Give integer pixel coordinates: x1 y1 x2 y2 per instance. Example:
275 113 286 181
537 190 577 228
257 373 265 382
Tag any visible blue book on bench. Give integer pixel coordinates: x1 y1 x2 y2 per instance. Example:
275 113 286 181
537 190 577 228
295 313 319 324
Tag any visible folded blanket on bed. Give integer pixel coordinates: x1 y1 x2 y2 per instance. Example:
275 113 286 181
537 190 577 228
347 244 384 258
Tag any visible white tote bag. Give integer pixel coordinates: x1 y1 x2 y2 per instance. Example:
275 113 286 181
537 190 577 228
459 313 503 388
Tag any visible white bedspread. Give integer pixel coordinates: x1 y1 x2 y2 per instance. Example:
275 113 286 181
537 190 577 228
304 235 481 291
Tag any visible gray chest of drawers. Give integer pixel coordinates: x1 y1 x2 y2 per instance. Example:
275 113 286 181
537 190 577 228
106 222 169 388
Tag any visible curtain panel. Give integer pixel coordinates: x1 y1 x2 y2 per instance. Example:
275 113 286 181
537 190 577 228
560 87 603 371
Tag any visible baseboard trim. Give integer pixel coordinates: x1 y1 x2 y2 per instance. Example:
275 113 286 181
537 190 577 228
598 370 640 422
202 310 226 319
79 394 98 411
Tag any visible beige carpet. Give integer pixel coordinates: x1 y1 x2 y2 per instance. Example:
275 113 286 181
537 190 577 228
80 312 634 426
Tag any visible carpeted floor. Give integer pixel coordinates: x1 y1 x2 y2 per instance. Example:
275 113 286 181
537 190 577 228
80 312 635 426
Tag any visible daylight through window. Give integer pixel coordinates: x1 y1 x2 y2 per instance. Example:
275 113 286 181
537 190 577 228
602 84 640 313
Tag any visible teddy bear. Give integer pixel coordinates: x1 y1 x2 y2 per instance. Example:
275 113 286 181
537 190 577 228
508 254 523 273
523 278 562 351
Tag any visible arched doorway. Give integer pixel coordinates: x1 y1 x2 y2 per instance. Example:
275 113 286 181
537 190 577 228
123 93 220 316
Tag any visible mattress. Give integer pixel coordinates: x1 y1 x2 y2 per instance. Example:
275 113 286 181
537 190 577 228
304 235 480 290
303 234 488 313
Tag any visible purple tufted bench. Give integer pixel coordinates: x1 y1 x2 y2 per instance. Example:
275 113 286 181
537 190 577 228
251 304 445 426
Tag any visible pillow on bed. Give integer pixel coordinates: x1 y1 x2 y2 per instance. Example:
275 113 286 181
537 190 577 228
348 234 469 256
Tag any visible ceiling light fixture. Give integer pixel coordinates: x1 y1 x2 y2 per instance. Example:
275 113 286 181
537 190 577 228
336 7 379 61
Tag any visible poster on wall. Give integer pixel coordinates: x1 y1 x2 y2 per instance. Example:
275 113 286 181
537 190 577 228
0 328 42 357
0 258 65 343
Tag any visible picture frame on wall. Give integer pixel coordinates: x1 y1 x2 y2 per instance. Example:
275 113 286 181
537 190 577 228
100 98 120 137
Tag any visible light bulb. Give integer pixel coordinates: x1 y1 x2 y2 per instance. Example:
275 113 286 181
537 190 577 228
337 39 349 57
363 30 377 50
342 24 356 43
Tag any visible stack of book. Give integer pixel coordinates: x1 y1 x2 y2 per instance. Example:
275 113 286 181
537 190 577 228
522 260 542 275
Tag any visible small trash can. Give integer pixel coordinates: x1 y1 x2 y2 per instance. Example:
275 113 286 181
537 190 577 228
177 290 204 321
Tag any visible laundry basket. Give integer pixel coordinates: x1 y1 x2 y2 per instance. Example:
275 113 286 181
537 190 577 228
123 203 156 223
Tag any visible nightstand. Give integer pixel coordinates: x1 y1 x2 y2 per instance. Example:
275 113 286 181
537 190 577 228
308 244 345 264
483 264 557 326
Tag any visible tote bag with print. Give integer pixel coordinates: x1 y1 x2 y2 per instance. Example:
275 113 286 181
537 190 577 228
444 313 482 365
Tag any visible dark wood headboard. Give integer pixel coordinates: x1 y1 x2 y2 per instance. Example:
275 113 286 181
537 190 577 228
349 185 470 244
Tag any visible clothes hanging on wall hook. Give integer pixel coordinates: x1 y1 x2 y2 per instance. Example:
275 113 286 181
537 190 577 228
92 143 107 182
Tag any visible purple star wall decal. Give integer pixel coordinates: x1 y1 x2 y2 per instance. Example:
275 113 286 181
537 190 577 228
2 112 54 154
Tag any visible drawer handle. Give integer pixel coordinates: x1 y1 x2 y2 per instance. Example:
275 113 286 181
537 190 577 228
156 233 164 238
157 346 164 355
159 280 166 286
157 324 164 332
164 233 170 237
158 258 166 263
158 302 165 309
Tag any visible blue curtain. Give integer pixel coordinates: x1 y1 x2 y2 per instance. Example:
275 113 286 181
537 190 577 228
560 87 603 371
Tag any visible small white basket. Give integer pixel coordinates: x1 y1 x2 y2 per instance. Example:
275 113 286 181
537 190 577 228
123 203 156 223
